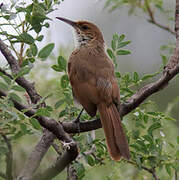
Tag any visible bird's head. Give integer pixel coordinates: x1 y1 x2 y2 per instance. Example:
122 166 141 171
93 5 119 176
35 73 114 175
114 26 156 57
56 17 104 48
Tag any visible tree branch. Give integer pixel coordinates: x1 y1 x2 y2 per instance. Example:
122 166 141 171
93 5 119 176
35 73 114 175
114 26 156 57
31 146 78 180
0 134 13 180
0 39 42 104
145 0 175 35
16 130 55 180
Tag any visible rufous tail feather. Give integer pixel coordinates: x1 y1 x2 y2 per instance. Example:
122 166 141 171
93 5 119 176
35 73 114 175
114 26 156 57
98 103 130 161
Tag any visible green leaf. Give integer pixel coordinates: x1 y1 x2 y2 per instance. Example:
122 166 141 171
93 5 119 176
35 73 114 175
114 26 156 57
176 150 179 158
177 136 179 144
165 164 172 176
133 72 139 83
38 43 54 59
29 118 41 130
20 123 27 133
0 75 11 84
116 50 131 55
143 115 149 123
44 22 50 28
31 3 49 33
30 43 38 56
61 74 69 89
27 57 35 63
51 65 62 72
73 162 85 180
0 146 8 154
55 100 64 109
15 32 34 44
132 130 140 139
107 48 115 59
13 131 24 139
148 122 161 135
59 109 66 118
111 39 116 51
12 85 25 92
36 108 51 117
172 162 179 172
115 72 121 78
0 82 8 90
117 41 131 48
161 54 168 66
36 35 44 41
58 56 67 71
143 135 153 144
118 34 125 42
113 33 119 42
141 73 158 81
17 67 31 77
85 154 95 166
9 92 22 102
26 48 33 57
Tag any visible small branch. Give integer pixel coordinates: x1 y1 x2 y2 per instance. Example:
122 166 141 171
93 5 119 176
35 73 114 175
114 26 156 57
145 0 175 35
142 167 160 180
175 170 178 180
120 63 179 116
127 160 160 180
16 130 55 180
31 145 78 180
1 134 13 180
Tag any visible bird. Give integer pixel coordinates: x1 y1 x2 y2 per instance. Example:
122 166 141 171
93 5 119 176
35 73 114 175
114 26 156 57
56 17 130 161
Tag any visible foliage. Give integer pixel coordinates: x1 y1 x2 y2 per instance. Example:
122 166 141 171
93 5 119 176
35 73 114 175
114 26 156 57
0 0 178 180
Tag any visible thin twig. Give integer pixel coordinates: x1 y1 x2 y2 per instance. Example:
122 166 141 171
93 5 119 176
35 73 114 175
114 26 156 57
19 21 25 66
175 170 178 180
145 0 175 35
16 130 55 180
31 145 78 180
127 160 160 180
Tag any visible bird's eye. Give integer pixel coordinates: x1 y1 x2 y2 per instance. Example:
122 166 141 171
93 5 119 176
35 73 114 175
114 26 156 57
81 25 88 30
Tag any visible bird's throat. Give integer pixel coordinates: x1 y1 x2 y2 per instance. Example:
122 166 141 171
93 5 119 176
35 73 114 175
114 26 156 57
73 30 91 48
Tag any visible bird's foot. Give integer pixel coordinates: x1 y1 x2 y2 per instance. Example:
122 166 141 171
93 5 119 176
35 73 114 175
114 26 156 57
61 141 75 150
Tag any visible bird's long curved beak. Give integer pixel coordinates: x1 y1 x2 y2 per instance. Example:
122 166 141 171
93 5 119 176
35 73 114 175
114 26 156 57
56 17 77 28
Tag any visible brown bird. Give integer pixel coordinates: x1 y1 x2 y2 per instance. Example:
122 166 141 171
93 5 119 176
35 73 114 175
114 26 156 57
56 17 130 161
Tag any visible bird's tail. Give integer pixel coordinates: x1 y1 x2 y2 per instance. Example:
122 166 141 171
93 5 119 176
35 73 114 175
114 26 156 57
97 103 130 161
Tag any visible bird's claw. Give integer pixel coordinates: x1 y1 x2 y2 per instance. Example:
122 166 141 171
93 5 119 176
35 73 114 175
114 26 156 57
62 141 74 150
